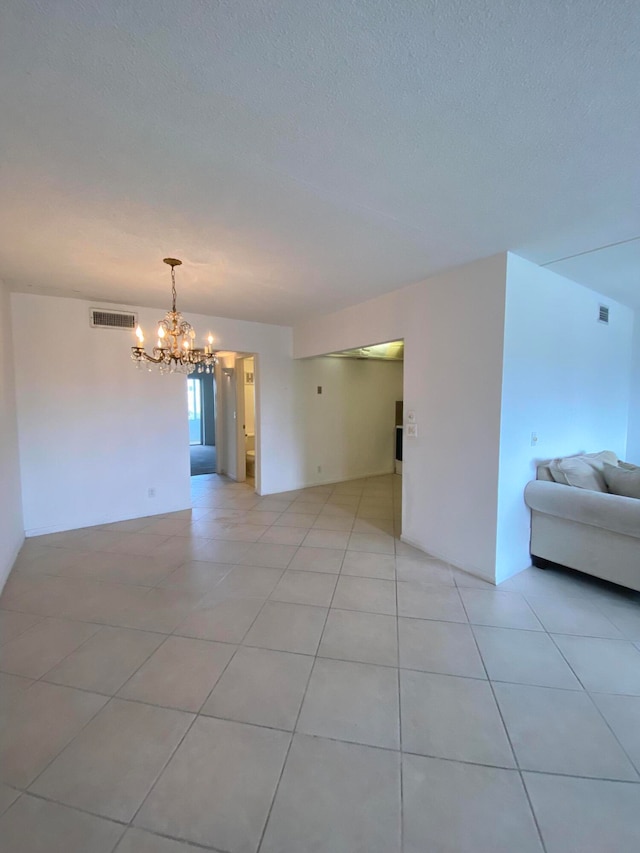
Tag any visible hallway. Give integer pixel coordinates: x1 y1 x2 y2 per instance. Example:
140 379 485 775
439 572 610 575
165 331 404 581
190 445 217 477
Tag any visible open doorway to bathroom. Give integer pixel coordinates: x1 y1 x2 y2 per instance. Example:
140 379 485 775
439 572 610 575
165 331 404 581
188 373 216 476
193 351 258 490
240 356 256 487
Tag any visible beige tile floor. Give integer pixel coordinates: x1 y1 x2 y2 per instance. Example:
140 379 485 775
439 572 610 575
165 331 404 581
1 473 640 851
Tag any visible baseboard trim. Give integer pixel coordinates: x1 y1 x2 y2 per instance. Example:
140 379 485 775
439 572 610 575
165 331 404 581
495 560 535 584
24 502 193 538
270 468 397 495
400 533 495 585
1 532 26 594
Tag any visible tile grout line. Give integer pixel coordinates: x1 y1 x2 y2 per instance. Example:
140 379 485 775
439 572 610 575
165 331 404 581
5 608 640 693
545 631 640 780
255 503 351 853
14 789 131 837
120 601 273 838
8 620 116 691
109 826 229 853
392 460 404 853
8 627 639 786
0 613 46 647
18 689 115 798
30 659 640 712
10 735 640 799
123 709 201 833
394 540 404 853
9 501 396 595
118 529 301 845
3 481 280 833
187 593 277 714
20 790 232 853
459 590 550 853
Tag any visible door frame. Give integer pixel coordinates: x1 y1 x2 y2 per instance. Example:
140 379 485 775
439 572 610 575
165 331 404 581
213 362 222 475
235 357 247 483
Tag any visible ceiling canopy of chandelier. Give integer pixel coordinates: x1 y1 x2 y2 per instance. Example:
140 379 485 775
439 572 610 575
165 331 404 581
131 258 218 375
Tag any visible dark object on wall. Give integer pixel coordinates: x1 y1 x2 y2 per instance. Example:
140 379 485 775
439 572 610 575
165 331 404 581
396 426 403 462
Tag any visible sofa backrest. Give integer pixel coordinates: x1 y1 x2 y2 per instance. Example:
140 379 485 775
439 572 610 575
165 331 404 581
536 451 620 484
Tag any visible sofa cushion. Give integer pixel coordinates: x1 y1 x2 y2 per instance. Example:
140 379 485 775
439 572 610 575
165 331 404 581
536 464 555 482
583 450 619 470
549 457 605 491
548 451 617 492
603 463 640 499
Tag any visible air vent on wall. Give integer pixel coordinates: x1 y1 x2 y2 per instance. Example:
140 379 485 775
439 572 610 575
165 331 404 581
598 305 610 325
90 308 137 330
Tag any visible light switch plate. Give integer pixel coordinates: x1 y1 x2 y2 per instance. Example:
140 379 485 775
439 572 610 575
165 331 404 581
406 423 418 438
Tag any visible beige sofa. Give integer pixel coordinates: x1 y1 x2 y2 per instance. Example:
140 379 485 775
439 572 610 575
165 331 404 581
524 453 640 592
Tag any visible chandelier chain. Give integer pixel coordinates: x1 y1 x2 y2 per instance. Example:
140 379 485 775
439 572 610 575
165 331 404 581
171 266 177 313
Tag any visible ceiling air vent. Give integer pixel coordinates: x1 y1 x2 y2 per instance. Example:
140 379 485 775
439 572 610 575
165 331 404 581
598 305 610 325
90 308 137 330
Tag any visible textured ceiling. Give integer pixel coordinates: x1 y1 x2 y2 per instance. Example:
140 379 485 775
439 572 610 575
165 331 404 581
1 0 638 323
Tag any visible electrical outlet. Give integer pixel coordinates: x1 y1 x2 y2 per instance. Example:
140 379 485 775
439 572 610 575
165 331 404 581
406 424 418 438
147 487 156 498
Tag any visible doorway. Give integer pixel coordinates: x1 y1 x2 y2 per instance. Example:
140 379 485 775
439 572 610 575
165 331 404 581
301 339 404 537
188 374 217 476
188 352 258 489
239 356 256 487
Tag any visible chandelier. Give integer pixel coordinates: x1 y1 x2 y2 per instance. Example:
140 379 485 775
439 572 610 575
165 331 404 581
131 258 218 374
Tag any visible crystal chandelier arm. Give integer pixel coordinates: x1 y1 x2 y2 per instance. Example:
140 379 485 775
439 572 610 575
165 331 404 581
131 346 165 364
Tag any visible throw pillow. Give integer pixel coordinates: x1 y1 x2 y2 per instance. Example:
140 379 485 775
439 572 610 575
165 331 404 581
548 460 570 486
583 450 618 471
603 463 640 499
552 456 607 492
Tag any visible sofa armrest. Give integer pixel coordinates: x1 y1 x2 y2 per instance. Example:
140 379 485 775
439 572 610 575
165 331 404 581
524 480 640 540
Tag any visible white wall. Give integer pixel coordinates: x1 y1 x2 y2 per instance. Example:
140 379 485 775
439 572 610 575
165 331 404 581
0 282 24 588
294 255 507 581
295 357 403 486
14 254 633 582
496 254 634 582
12 293 298 535
627 316 640 464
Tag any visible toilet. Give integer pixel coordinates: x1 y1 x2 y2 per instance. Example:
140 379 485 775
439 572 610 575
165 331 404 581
245 433 255 477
